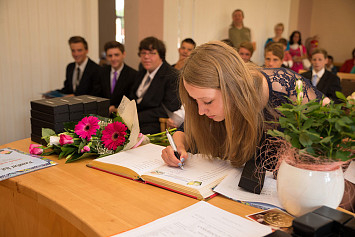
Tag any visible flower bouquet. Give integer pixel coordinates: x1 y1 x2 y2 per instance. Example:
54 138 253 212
29 97 149 163
266 80 355 216
29 96 177 163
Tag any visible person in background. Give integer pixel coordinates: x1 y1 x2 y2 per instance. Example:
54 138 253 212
264 43 284 68
57 36 101 96
326 55 338 75
264 23 288 50
278 38 293 68
301 48 341 103
305 35 319 59
237 41 254 63
172 38 196 71
289 31 309 73
167 38 196 128
228 9 255 49
130 36 181 134
95 41 137 114
339 48 355 73
221 39 234 48
161 41 323 169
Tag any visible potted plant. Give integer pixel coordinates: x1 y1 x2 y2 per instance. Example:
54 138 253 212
267 80 355 216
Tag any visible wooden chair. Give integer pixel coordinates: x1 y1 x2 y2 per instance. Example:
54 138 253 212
159 118 169 132
337 72 355 97
298 69 308 74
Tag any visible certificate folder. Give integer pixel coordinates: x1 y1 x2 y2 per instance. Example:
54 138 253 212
87 144 233 200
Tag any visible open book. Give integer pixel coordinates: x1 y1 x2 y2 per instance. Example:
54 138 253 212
114 201 272 236
213 168 283 210
87 144 233 200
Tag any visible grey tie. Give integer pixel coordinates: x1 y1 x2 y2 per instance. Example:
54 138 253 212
312 74 318 86
75 67 81 90
144 76 151 88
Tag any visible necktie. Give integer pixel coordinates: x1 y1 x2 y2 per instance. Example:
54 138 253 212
75 67 81 91
144 76 151 88
111 71 118 94
312 74 318 86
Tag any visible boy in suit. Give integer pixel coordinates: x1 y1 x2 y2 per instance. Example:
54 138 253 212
301 48 341 103
130 36 181 134
97 41 137 114
58 36 101 96
172 38 196 70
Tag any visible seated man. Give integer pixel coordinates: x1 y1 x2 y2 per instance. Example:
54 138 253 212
237 41 254 63
301 48 341 102
326 55 338 75
96 41 137 114
172 38 196 70
264 43 284 68
130 37 181 134
57 36 101 96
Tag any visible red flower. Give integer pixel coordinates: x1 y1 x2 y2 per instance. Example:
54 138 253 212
101 122 127 150
29 144 43 155
59 134 74 145
75 116 100 140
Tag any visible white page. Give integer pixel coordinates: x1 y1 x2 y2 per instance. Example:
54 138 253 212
344 160 355 184
144 154 233 191
213 168 282 209
94 143 165 175
115 201 272 237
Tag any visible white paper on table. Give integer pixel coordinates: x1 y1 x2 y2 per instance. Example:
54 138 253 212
213 168 282 209
114 201 272 237
344 161 355 184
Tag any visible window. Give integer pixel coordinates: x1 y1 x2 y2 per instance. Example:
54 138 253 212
115 0 124 43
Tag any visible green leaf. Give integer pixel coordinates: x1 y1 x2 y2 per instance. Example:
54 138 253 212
335 91 347 102
65 152 97 163
302 118 314 130
290 134 301 149
304 104 321 113
42 150 56 156
299 132 312 147
115 145 124 153
267 130 286 138
334 150 351 161
60 146 76 158
113 115 125 123
42 128 56 137
320 136 333 144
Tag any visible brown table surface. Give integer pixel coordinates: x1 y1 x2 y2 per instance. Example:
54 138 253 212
0 138 268 237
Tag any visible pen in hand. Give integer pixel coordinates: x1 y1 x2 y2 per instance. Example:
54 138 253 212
165 129 184 169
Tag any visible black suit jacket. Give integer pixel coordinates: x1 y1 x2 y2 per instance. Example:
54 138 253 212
301 70 342 102
96 64 137 106
130 61 181 134
59 58 101 96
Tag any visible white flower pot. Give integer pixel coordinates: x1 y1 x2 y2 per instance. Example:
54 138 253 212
277 160 344 216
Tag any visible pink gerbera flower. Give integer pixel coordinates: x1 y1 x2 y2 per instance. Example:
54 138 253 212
74 116 100 140
101 122 127 150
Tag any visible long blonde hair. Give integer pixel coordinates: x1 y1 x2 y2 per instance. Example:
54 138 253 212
180 41 265 167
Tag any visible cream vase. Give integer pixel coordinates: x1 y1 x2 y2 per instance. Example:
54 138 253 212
277 160 344 216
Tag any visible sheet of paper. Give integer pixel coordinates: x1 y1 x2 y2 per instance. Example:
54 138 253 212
145 154 233 190
115 201 272 237
213 168 282 208
0 148 56 181
344 160 355 184
95 143 165 175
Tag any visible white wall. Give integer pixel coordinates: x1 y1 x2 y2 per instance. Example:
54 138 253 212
0 0 99 145
164 0 292 66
